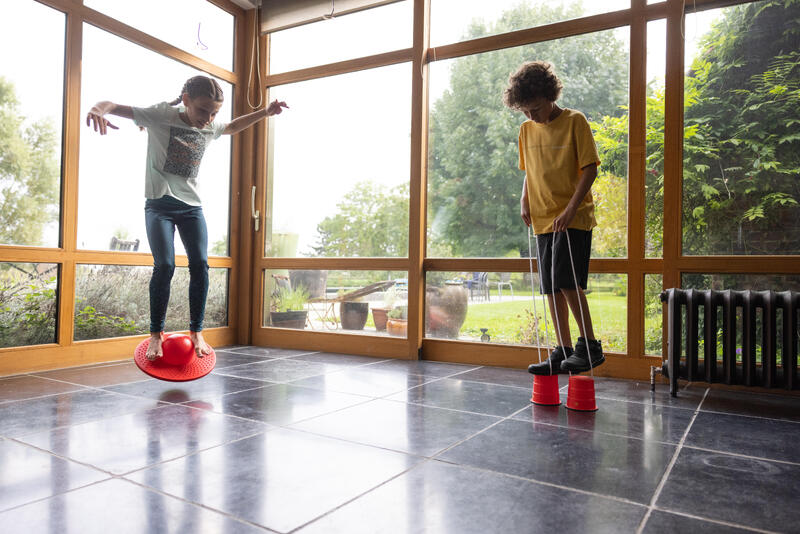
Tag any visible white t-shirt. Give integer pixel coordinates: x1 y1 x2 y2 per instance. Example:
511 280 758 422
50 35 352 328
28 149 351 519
132 102 227 206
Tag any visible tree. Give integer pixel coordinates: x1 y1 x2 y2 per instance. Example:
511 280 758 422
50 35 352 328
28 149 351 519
312 181 409 257
428 2 629 258
0 77 60 246
680 1 800 255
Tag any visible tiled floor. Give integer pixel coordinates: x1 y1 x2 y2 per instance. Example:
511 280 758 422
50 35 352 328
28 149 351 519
0 346 798 533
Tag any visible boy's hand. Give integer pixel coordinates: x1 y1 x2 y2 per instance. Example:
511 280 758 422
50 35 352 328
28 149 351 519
520 198 531 227
266 99 289 116
552 205 577 233
86 109 119 135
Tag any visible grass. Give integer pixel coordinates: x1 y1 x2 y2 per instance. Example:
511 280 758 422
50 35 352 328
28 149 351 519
459 292 629 352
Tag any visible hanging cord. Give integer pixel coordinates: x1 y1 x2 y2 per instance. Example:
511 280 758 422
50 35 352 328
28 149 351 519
565 230 593 378
322 0 336 20
247 6 263 110
527 226 548 364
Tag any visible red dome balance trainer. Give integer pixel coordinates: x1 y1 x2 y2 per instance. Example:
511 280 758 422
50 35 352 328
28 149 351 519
133 334 216 382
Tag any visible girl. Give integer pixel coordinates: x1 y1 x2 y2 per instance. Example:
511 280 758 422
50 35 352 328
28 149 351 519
86 75 287 360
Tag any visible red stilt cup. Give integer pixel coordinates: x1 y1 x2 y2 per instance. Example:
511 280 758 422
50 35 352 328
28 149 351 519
530 374 561 406
566 375 598 411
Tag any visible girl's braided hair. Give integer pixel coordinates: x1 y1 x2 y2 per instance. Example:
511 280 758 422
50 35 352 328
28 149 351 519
168 75 224 106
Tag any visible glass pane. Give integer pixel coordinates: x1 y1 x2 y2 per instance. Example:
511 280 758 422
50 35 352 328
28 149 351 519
79 24 233 257
74 265 228 341
84 0 234 70
0 1 64 248
428 28 629 258
269 1 412 74
645 19 666 258
267 64 411 257
682 3 800 255
425 272 627 353
644 274 663 356
263 269 408 337
430 0 630 47
0 263 58 348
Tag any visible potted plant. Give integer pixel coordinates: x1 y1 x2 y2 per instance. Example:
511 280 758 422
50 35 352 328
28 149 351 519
371 284 398 331
386 305 408 337
270 285 309 329
340 295 369 330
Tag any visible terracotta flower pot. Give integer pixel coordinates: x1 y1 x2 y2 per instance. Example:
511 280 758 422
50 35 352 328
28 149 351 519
386 318 408 337
372 308 390 331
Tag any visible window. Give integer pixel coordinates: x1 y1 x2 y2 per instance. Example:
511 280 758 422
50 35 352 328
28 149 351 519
84 0 235 70
74 265 228 341
427 27 629 259
645 18 666 258
0 263 58 348
266 64 411 258
79 24 233 257
0 1 64 248
430 0 630 47
268 1 412 74
682 3 800 255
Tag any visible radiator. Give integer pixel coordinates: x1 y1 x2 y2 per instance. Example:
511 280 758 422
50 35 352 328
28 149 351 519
658 288 799 397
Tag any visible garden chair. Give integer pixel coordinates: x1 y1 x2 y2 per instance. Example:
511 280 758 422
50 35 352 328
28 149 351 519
109 236 140 251
497 272 513 300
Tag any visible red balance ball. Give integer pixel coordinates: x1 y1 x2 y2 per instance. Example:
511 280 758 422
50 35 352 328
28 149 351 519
161 334 195 366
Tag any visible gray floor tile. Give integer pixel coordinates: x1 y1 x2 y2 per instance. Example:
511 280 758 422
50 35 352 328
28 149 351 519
215 358 348 383
368 359 480 377
0 389 158 439
211 350 278 368
290 367 433 397
0 438 108 512
642 509 755 533
513 396 695 443
34 361 150 387
104 373 268 403
192 383 370 425
298 460 646 534
0 375 86 404
285 351 388 366
388 377 531 417
701 388 800 422
126 427 421 533
686 411 800 463
0 478 273 534
453 366 538 389
657 448 800 530
439 418 676 503
16 403 269 475
292 398 500 456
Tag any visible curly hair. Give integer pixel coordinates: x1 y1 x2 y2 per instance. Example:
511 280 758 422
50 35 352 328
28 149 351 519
502 61 563 110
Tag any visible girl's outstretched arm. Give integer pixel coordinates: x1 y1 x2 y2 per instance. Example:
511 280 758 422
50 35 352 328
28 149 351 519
86 101 134 135
223 99 288 135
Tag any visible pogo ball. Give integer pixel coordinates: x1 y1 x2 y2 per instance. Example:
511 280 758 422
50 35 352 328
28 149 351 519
161 334 195 366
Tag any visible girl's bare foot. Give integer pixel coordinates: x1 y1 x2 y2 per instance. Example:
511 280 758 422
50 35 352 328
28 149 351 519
190 331 212 358
146 332 164 361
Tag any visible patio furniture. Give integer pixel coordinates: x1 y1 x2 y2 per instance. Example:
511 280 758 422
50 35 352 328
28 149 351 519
497 272 513 300
465 272 489 301
307 280 396 330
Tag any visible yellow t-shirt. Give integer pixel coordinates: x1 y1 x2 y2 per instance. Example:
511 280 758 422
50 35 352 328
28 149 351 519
518 108 600 234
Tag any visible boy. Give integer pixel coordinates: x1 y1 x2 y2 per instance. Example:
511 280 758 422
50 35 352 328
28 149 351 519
503 60 605 375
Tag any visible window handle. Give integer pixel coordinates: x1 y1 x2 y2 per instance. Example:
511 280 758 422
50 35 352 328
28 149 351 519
251 186 260 232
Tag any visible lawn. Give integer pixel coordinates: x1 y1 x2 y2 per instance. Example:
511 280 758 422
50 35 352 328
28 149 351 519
458 292 628 352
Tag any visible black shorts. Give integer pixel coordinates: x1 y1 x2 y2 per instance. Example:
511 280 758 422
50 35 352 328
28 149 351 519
536 229 592 294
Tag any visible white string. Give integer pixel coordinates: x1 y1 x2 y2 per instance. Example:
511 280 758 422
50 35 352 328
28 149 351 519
322 0 336 19
527 226 546 363
565 230 593 377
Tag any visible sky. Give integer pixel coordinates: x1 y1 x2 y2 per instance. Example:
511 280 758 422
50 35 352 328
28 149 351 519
2 0 719 257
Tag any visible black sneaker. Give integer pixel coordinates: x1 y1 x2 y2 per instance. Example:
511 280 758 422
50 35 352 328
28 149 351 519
528 346 573 375
560 337 605 372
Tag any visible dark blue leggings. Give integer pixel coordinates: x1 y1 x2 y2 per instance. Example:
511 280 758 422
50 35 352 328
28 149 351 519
144 196 208 333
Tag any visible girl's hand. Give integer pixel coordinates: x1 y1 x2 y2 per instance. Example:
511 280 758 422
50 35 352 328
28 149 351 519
266 99 289 116
86 109 119 135
552 205 577 233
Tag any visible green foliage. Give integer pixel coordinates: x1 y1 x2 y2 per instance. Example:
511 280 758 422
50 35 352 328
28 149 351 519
274 285 309 312
0 265 57 348
0 77 60 246
428 1 629 257
313 181 408 257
